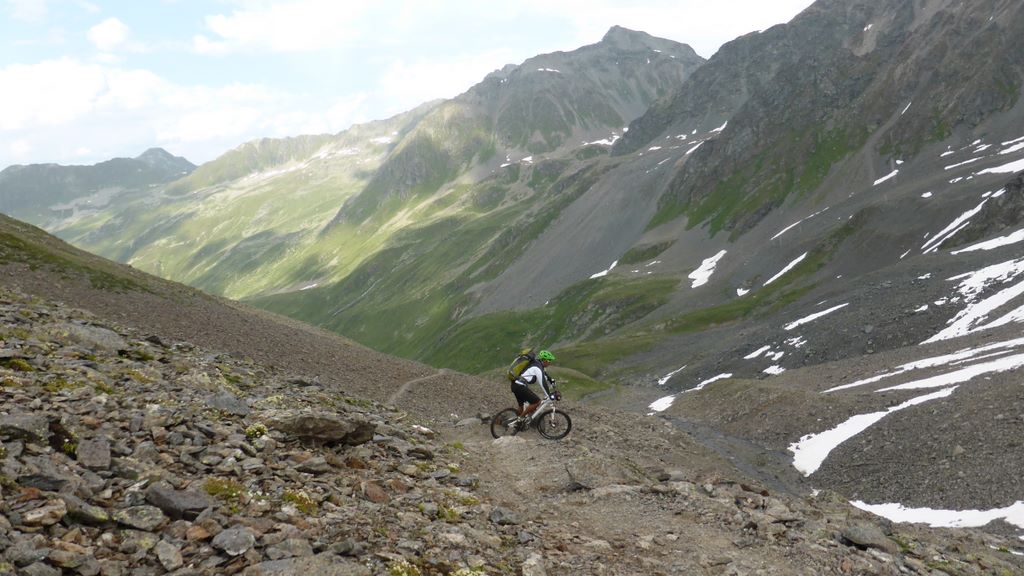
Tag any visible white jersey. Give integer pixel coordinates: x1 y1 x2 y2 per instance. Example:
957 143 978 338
516 364 553 398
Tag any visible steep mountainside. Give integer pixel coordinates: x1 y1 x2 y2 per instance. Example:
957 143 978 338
2 211 1023 575
0 148 194 225
4 0 1024 544
33 28 700 304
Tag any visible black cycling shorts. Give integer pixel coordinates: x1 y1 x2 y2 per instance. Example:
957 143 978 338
511 382 540 407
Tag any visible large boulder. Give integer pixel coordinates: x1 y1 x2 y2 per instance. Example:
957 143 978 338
265 411 376 446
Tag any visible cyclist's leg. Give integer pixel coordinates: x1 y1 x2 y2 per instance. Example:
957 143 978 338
512 384 540 417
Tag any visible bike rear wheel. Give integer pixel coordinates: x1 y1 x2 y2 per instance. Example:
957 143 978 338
490 408 520 438
536 409 572 440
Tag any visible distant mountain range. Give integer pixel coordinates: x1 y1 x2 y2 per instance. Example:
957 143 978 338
0 148 194 226
4 0 1024 536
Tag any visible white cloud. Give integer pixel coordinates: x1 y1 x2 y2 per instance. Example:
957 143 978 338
0 58 108 130
0 56 372 166
376 49 516 114
195 0 372 54
75 0 100 13
6 0 48 22
89 17 130 52
8 139 33 158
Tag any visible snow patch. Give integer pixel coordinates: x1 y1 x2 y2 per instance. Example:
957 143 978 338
852 500 1024 531
784 303 849 331
924 257 1024 342
589 260 619 279
688 373 733 393
744 346 771 360
945 157 983 171
771 207 829 240
657 365 687 386
689 250 727 288
952 228 1024 254
648 395 677 414
789 387 957 476
978 157 1024 175
873 170 899 186
763 253 808 286
921 199 989 254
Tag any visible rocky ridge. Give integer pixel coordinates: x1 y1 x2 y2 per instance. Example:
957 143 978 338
2 286 1023 575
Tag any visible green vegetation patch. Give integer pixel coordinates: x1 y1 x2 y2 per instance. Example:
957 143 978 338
203 478 248 507
650 124 867 237
0 227 147 293
620 240 675 265
422 275 679 375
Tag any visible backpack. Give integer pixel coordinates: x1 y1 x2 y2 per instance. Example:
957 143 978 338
506 348 538 383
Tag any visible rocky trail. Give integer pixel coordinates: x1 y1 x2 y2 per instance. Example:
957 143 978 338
0 274 1023 574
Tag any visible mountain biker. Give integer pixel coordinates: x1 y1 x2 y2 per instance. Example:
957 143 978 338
512 349 559 421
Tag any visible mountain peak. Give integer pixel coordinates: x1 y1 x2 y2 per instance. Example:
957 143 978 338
599 25 699 59
136 147 174 160
134 147 195 172
600 25 656 48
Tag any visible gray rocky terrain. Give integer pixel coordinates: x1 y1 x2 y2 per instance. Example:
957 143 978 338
2 228 1023 574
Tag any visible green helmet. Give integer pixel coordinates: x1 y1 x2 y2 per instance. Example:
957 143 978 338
538 350 556 362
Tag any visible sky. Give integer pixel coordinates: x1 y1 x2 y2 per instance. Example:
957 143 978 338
0 0 815 169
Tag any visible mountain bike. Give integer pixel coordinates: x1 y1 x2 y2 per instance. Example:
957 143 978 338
490 395 572 440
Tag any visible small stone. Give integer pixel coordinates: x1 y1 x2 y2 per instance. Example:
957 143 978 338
75 438 112 470
154 540 184 571
398 464 420 477
522 553 546 576
0 414 51 443
841 522 897 554
265 538 314 560
5 541 51 567
489 507 519 526
20 563 60 576
22 499 68 527
61 494 111 525
186 524 212 541
113 506 167 531
295 457 332 474
362 482 389 503
206 392 251 417
145 482 214 521
213 526 257 556
46 550 85 569
328 539 362 556
407 446 433 460
119 530 160 554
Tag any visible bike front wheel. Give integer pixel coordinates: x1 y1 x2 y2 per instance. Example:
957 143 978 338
536 409 572 440
490 408 520 438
